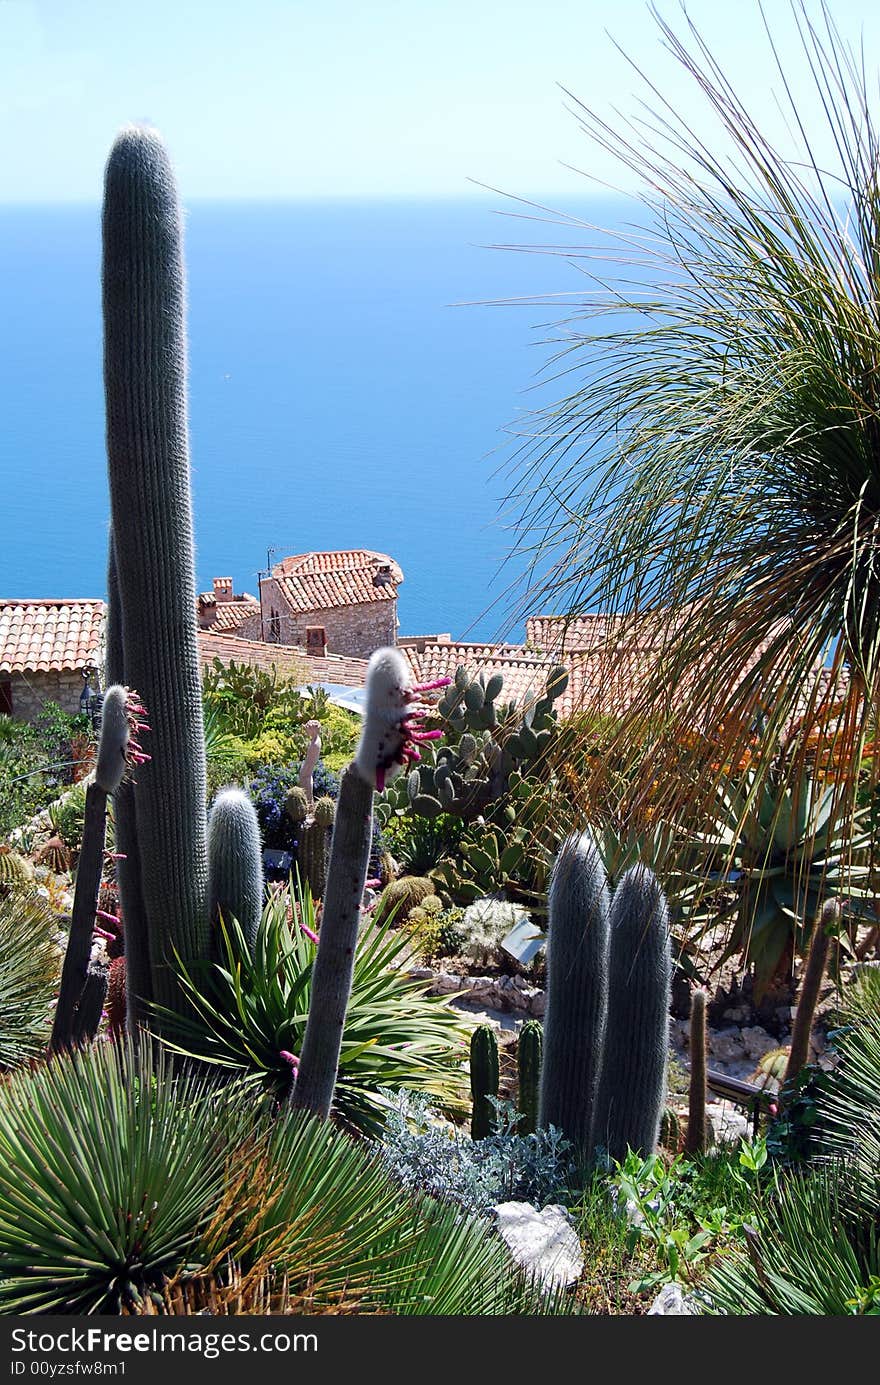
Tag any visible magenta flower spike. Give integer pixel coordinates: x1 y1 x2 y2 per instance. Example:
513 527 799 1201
354 647 445 791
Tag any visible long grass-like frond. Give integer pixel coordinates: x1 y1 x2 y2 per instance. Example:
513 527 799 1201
503 2 880 848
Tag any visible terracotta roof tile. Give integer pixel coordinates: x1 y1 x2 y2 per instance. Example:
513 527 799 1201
270 550 403 613
0 600 106 675
209 599 261 633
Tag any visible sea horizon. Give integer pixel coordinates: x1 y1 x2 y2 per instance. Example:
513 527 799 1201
0 195 625 643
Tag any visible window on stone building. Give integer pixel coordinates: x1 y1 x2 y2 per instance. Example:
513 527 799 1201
0 681 11 716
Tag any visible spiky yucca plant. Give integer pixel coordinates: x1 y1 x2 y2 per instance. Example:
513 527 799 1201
156 878 469 1136
0 1038 578 1317
505 2 880 864
0 891 59 1071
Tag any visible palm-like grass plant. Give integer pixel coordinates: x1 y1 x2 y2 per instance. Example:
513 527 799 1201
156 879 469 1136
505 2 880 847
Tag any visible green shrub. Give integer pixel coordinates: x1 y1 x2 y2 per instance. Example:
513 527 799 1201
0 890 60 1071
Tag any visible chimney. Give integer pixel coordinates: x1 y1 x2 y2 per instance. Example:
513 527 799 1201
213 577 233 603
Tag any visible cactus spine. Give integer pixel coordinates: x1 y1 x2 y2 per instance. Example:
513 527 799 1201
470 1024 500 1139
539 832 610 1159
516 1019 543 1135
102 126 211 1017
207 788 264 954
685 988 708 1156
591 864 672 1162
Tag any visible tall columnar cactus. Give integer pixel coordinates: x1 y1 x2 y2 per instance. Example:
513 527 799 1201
470 1024 500 1140
538 831 610 1160
516 1019 543 1136
105 539 150 1028
50 684 145 1054
102 126 211 1016
291 649 448 1120
591 864 672 1163
783 897 838 1094
207 788 264 955
685 988 709 1156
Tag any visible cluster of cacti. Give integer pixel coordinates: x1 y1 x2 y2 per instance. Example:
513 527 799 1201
391 664 567 821
538 831 672 1166
94 128 453 1131
294 796 335 901
373 875 436 927
466 1018 543 1139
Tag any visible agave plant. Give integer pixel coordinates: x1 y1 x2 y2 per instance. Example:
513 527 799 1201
0 890 60 1071
156 878 469 1136
681 764 876 1000
503 2 880 855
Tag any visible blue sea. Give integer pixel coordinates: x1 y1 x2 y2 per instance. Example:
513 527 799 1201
0 198 613 642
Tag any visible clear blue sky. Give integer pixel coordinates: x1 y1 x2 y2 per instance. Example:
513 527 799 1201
1 0 879 202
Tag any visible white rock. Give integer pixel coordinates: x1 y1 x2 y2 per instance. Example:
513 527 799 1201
707 1100 750 1146
492 1201 584 1291
647 1282 703 1315
708 1028 746 1063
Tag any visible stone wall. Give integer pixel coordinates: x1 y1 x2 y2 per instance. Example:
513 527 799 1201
259 578 397 659
5 671 84 722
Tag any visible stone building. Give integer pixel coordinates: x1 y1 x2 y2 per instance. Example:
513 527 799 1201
0 600 106 722
257 550 403 660
196 577 261 635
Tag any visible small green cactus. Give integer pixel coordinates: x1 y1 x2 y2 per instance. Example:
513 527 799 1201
470 1024 500 1140
313 796 336 829
285 786 309 824
659 1107 682 1154
373 876 436 927
517 1020 543 1135
207 788 264 955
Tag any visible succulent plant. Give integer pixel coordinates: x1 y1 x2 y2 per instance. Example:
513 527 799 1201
685 988 708 1156
470 1024 500 1140
539 832 610 1161
207 787 264 955
460 896 532 969
373 876 436 928
517 1020 543 1136
102 126 214 1020
591 864 672 1162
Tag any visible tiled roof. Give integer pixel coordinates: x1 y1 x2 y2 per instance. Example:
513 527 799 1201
270 550 403 613
197 632 369 689
0 600 106 675
400 641 581 717
209 599 261 633
526 614 615 653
